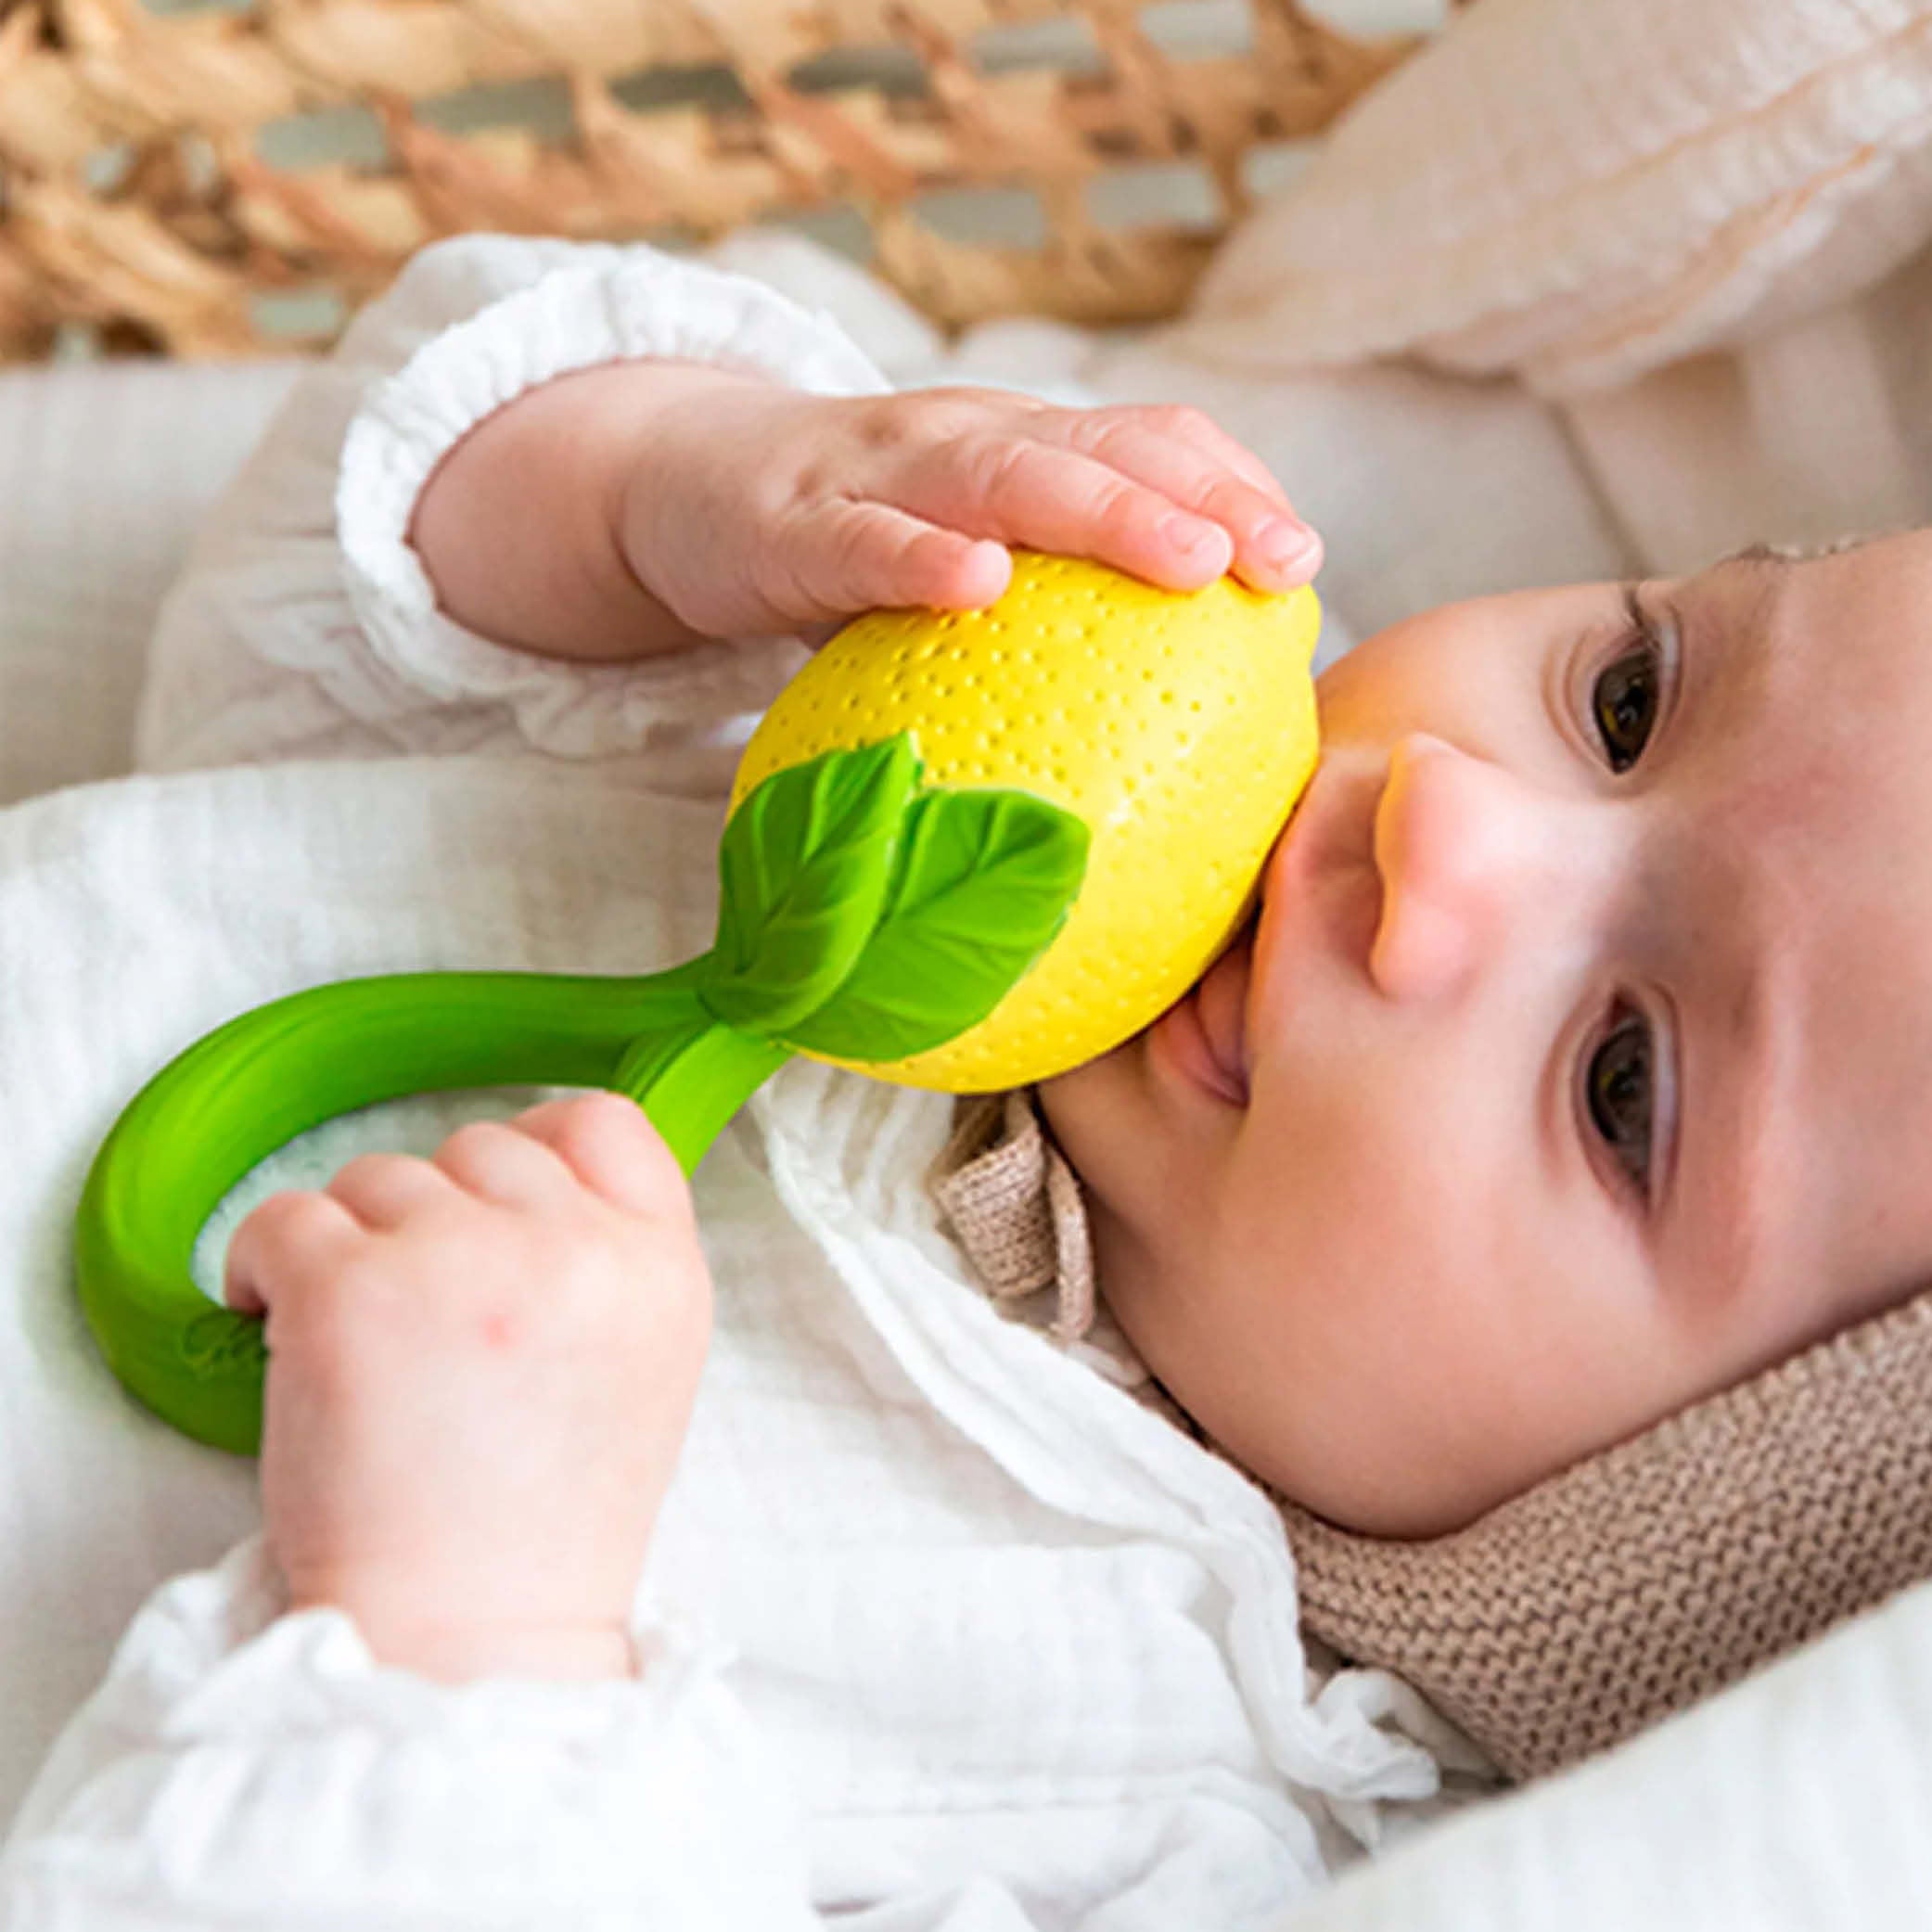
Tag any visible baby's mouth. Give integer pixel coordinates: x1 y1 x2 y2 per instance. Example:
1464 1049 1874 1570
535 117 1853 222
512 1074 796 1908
1206 756 1374 1100
1189 902 1260 1104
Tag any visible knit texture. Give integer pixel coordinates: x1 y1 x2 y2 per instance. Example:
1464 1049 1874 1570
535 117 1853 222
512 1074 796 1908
931 1091 1097 1343
930 1090 1932 1781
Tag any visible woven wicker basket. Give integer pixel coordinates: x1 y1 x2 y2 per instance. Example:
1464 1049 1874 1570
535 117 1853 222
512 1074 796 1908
0 0 1447 362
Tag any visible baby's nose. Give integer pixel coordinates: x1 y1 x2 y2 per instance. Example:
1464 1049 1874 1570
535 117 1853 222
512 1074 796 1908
1367 732 1586 1004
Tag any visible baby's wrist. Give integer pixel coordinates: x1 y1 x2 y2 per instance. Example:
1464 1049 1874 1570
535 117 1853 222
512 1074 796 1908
613 370 836 643
393 1620 639 1684
611 363 775 598
409 356 775 667
298 1592 639 1683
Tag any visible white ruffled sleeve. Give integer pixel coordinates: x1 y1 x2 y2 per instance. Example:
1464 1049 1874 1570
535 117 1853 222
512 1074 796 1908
0 1537 816 1931
134 235 891 787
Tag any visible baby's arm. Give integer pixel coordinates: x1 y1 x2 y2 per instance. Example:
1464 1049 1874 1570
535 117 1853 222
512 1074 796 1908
142 234 1319 783
406 355 1320 667
0 1096 819 1927
136 236 903 777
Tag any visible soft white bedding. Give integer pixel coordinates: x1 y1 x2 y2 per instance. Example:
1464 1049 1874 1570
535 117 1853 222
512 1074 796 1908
0 362 297 809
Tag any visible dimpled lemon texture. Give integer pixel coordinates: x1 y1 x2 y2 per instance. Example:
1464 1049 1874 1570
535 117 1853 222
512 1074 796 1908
730 549 1321 1092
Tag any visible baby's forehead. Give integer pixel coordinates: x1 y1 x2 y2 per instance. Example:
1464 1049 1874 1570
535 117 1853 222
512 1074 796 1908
1759 525 1932 630
1695 531 1932 1314
1683 544 1932 964
1683 531 1932 761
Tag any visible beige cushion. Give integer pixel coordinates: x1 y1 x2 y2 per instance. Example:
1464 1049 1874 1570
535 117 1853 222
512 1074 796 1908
1186 0 1932 394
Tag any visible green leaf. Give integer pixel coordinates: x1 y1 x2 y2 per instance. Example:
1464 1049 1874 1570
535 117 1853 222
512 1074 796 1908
704 736 923 1034
782 786 1089 1063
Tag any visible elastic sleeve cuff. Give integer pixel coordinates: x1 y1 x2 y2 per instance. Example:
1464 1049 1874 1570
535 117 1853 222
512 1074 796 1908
124 1539 697 1741
5 1538 815 1926
336 242 893 761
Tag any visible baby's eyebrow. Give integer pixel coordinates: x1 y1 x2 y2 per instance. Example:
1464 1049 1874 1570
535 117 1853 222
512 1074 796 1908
1725 533 1873 567
1717 540 1800 576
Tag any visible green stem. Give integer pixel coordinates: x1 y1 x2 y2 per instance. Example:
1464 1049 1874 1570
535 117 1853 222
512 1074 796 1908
613 1022 792 1175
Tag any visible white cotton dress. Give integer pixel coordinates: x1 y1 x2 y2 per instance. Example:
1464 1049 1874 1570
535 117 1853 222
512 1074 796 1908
0 236 1473 1932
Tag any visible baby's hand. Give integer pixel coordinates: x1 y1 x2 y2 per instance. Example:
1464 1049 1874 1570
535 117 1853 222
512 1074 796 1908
621 373 1321 643
223 1093 709 1683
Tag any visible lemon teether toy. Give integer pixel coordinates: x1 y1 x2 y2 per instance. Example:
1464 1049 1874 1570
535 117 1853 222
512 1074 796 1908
74 550 1320 1454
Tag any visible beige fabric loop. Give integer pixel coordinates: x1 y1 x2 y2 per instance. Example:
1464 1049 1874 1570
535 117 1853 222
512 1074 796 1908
932 1090 1097 1343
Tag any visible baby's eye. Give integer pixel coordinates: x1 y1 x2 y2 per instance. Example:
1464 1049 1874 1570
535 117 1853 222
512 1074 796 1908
1591 607 1663 774
1585 1008 1654 1192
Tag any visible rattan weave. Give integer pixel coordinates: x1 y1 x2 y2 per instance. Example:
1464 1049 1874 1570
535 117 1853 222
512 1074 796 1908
0 0 1438 361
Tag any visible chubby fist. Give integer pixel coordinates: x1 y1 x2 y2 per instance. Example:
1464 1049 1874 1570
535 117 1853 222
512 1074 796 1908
224 1092 708 1683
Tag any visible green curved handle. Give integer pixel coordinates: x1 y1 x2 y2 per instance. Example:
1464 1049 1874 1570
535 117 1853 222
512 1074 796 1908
73 736 1090 1456
73 962 790 1455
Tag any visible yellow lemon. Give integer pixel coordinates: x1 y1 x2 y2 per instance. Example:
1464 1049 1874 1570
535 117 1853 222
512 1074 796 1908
730 548 1321 1092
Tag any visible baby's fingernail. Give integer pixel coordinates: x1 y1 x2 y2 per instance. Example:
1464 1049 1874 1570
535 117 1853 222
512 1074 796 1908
1162 512 1224 557
1259 516 1321 571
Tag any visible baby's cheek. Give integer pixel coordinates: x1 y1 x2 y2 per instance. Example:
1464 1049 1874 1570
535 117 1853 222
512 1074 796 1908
1196 1140 1506 1530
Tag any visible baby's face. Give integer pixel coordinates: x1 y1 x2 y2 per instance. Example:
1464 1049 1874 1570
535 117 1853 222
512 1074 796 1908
1041 530 1932 1538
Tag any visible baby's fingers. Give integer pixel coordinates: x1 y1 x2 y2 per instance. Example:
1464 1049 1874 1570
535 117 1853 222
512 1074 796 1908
224 1190 364 1319
1115 403 1290 511
907 437 1237 593
509 1092 699 1227
772 500 1012 623
1048 409 1321 590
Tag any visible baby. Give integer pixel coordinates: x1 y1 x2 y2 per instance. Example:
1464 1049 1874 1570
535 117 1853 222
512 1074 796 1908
6 232 1932 1926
